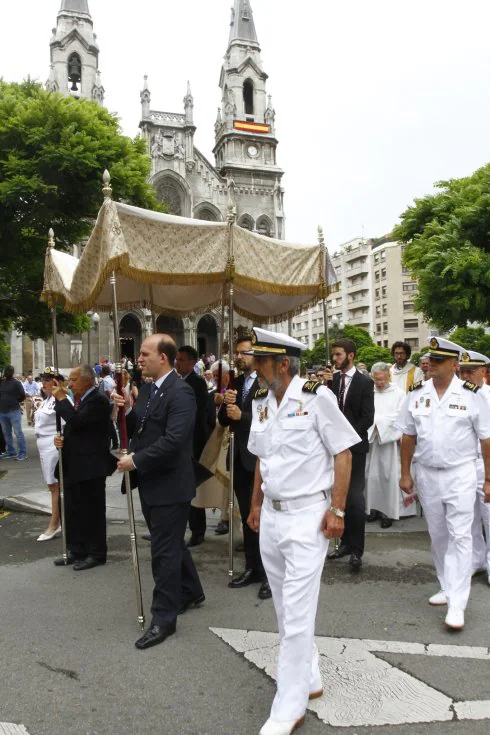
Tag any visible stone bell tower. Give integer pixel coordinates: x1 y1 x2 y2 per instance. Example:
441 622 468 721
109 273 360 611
214 0 285 238
46 0 104 104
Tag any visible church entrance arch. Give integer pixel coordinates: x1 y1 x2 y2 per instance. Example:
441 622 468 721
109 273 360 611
119 313 142 362
197 314 218 359
156 315 185 347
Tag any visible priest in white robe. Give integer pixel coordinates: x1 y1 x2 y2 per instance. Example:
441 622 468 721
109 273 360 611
390 341 423 393
366 362 417 525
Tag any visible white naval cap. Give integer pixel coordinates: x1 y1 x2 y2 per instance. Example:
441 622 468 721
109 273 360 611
427 337 462 361
245 327 306 358
459 349 490 367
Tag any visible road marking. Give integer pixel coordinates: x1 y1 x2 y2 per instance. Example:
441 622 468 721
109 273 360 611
211 628 490 728
0 725 32 735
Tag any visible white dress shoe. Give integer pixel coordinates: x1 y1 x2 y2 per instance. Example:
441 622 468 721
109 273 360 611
37 526 61 542
428 590 447 606
445 607 464 630
259 715 305 735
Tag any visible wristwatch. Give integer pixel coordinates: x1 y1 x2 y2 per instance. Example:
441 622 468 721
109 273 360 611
328 506 345 518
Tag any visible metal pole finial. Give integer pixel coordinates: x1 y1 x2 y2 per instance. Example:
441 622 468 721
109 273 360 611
227 202 236 226
48 228 55 249
102 169 112 201
317 225 325 249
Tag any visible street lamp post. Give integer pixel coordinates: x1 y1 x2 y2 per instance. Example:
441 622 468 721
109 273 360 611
86 311 100 366
92 312 100 364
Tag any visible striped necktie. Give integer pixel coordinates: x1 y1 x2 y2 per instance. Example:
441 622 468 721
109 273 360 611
338 373 346 412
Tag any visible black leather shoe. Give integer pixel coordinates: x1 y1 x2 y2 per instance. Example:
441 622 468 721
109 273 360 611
73 556 106 571
366 510 380 523
135 622 176 650
186 534 205 548
380 518 393 529
142 533 152 541
178 592 205 615
327 544 351 560
214 521 229 535
228 568 263 588
349 552 362 571
258 580 272 600
54 553 84 566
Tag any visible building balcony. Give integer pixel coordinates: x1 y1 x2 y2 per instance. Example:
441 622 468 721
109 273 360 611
346 281 369 295
347 313 370 327
343 246 368 264
345 260 369 277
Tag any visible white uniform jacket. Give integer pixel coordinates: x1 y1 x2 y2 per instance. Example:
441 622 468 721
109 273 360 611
396 376 490 468
247 375 361 500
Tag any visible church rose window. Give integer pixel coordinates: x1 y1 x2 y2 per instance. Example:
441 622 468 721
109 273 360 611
157 181 182 215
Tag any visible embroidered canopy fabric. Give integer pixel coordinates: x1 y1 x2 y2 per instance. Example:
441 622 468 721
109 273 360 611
42 200 337 322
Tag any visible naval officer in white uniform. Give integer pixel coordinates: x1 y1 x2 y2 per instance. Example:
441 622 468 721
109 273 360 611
458 349 490 582
397 338 490 631
245 328 361 735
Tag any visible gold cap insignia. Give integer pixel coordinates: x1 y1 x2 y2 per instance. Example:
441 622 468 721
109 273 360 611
430 337 439 349
252 332 257 344
461 352 470 363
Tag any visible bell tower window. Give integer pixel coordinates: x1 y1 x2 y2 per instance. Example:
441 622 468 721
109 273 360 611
67 53 82 96
243 79 254 118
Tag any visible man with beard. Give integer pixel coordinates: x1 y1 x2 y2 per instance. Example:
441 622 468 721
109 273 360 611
390 341 423 393
325 338 375 570
218 334 271 599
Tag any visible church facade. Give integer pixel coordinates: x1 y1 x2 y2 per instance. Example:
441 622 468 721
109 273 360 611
11 0 286 372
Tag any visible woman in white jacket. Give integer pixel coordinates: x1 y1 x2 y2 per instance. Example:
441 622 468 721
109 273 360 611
34 368 69 541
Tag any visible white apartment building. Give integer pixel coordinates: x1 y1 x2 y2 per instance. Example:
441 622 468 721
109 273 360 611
291 236 430 354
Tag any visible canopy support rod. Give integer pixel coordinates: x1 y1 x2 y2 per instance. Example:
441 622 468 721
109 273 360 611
48 228 68 566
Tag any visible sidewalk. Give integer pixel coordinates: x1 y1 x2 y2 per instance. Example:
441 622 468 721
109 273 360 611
0 420 427 533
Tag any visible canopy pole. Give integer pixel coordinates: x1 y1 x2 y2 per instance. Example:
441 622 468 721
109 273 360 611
104 170 145 631
227 204 237 583
318 225 338 550
48 229 68 566
149 285 157 333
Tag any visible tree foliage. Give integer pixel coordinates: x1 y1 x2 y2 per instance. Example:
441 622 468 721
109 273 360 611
0 80 161 340
393 163 490 331
448 325 490 356
302 325 374 369
356 345 392 370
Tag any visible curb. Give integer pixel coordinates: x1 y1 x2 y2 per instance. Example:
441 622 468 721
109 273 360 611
1 495 50 516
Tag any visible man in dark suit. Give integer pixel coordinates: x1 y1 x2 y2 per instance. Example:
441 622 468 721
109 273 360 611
116 334 204 650
218 336 271 599
175 345 211 547
326 338 375 570
52 364 115 571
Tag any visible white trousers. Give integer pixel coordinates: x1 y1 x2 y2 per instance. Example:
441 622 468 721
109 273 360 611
259 497 329 722
416 462 477 610
472 459 490 574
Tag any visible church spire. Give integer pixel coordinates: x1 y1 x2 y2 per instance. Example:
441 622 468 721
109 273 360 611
60 0 90 15
229 0 259 48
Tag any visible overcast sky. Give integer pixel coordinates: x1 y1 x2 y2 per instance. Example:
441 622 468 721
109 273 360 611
2 0 490 249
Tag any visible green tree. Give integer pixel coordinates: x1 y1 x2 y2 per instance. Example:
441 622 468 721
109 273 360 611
0 334 10 369
356 345 392 370
393 162 490 331
448 326 490 355
0 80 161 340
302 325 374 368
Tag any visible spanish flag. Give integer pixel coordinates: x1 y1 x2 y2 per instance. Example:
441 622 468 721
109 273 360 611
233 121 270 134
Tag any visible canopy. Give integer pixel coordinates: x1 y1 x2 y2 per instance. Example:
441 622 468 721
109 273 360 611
42 196 337 323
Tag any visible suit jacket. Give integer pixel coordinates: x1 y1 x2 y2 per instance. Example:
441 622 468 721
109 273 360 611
331 370 375 455
127 370 196 506
184 371 209 460
218 373 259 473
55 389 116 486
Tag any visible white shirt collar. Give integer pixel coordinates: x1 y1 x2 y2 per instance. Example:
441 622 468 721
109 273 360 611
342 366 356 379
154 370 174 389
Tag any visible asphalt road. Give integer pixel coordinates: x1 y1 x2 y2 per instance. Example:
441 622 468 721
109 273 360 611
1 512 489 735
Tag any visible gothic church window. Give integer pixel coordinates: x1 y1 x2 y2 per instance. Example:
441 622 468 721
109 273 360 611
67 52 82 95
256 215 273 237
157 180 182 216
243 79 254 117
238 214 254 231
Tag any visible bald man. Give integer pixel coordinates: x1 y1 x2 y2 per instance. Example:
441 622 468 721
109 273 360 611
115 334 204 650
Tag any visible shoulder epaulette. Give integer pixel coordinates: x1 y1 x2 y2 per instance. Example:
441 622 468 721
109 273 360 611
302 380 321 394
253 387 269 400
463 381 480 393
409 381 423 392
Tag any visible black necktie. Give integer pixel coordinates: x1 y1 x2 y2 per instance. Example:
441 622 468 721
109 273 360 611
338 373 346 412
151 383 159 399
